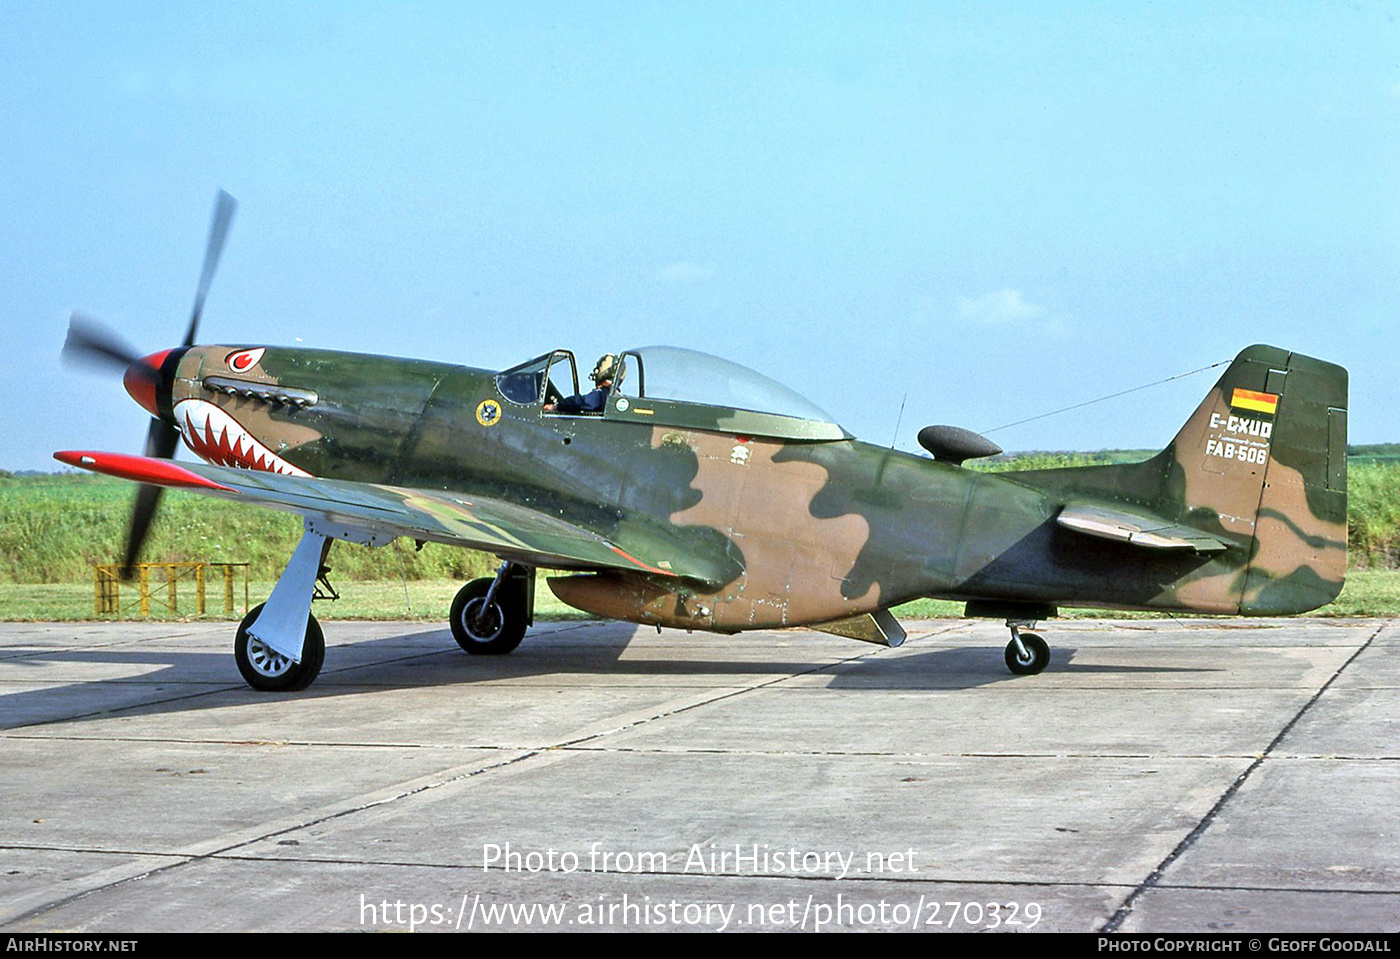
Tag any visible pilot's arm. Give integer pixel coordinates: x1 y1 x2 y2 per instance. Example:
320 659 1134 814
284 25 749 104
557 386 609 414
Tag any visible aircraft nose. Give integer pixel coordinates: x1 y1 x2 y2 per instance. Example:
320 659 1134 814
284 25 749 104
123 349 176 418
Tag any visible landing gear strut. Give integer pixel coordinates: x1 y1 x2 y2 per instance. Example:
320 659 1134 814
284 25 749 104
450 562 533 655
232 518 400 692
1004 620 1050 675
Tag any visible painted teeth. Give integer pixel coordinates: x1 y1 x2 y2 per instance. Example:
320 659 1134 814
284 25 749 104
173 400 310 477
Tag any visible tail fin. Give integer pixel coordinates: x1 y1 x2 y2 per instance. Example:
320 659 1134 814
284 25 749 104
1166 344 1347 613
1011 345 1347 614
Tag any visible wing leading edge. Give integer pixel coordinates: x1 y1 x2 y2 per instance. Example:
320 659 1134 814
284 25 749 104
54 450 731 586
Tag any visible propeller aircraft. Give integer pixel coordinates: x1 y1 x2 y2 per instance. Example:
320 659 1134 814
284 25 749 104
59 194 1349 691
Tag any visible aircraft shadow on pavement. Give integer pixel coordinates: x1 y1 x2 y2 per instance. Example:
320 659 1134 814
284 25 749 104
0 626 1219 730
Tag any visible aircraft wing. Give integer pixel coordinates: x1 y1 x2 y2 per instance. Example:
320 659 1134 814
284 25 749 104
1056 502 1230 553
55 451 730 585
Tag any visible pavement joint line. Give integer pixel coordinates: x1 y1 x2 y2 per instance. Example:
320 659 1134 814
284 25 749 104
0 639 617 734
1099 622 1389 933
1 734 526 749
4 684 251 731
1 844 191 861
534 644 894 752
8 841 1396 898
6 618 1392 930
1151 882 1400 896
318 647 472 677
4 642 865 925
149 855 1145 890
0 679 242 686
0 635 203 659
0 747 548 929
548 748 1269 760
1 631 890 927
0 843 1139 890
16 735 1379 761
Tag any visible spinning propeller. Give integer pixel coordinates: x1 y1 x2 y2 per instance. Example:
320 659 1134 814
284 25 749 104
62 191 238 577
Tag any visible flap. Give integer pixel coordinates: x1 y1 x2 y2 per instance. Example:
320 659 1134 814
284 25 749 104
807 608 906 647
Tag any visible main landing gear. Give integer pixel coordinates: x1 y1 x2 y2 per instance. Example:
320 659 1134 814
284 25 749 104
232 534 537 690
236 602 325 691
450 561 534 655
233 527 335 692
1004 621 1051 676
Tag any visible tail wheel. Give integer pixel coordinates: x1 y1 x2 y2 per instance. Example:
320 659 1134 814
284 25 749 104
450 578 526 655
235 602 325 691
1004 631 1050 675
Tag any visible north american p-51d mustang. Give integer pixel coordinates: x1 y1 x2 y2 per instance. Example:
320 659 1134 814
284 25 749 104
60 194 1349 691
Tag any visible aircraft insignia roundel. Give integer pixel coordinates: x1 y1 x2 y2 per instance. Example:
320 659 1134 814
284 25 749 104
475 399 502 427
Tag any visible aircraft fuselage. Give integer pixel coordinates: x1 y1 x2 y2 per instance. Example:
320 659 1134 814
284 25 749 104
132 342 1347 633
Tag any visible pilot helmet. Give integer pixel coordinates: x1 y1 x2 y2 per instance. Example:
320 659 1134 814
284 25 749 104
591 353 619 384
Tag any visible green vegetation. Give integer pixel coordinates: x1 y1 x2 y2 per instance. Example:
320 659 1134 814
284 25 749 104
1348 462 1400 568
974 452 1400 571
2 453 1397 620
974 450 1155 470
890 569 1400 620
5 569 1396 622
1348 443 1400 466
0 578 591 623
0 473 495 584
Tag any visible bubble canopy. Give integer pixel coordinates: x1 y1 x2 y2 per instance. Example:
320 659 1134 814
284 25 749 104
619 346 838 426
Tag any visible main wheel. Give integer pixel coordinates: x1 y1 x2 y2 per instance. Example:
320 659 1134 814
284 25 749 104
235 603 326 691
450 578 526 655
1004 631 1050 675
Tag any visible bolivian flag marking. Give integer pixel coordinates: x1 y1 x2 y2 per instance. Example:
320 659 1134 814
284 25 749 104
1230 388 1278 415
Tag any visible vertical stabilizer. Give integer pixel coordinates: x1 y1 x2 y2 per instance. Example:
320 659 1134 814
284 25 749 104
1157 345 1347 612
1006 344 1347 615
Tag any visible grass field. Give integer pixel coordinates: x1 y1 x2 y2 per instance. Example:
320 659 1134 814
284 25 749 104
4 569 1397 623
0 578 590 623
0 472 498 584
3 453 1397 621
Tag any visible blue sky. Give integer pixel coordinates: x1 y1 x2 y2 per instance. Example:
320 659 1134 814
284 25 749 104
3 1 1397 471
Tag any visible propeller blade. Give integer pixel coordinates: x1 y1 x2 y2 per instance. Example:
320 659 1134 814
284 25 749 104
62 312 142 373
121 418 182 579
183 189 237 347
121 483 163 579
77 193 230 578
143 415 181 460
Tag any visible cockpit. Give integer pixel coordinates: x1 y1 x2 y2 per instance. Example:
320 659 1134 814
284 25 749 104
495 350 577 408
495 346 848 441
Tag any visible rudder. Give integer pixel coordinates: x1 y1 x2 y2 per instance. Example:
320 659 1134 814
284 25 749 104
1166 345 1347 613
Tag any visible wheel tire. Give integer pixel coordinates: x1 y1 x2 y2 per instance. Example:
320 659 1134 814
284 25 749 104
450 578 526 655
235 603 326 691
1004 632 1050 676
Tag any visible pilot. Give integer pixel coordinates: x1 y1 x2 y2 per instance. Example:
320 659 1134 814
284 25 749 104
548 354 618 414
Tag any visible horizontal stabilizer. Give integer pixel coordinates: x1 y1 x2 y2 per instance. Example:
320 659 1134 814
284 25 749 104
1056 503 1228 553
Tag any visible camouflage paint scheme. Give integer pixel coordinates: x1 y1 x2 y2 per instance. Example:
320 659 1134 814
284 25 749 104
73 342 1347 634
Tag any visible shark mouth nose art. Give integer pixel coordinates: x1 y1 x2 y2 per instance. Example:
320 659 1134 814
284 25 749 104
174 399 311 476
